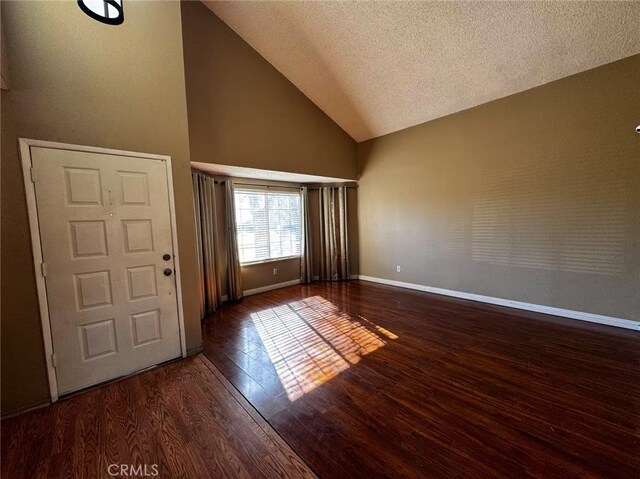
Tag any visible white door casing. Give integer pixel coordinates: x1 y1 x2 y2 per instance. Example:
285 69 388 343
20 139 186 399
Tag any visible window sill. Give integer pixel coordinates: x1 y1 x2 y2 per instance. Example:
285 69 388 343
240 256 301 267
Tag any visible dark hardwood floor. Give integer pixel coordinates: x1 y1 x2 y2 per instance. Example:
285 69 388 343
203 280 640 479
1 355 315 479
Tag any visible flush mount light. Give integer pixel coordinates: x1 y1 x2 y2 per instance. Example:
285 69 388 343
78 0 124 25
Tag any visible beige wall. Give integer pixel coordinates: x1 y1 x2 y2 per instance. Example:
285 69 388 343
358 55 640 322
181 1 357 181
242 258 301 292
1 0 201 416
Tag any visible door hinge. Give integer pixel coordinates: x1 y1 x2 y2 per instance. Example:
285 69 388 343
51 352 58 368
30 166 37 183
41 262 48 277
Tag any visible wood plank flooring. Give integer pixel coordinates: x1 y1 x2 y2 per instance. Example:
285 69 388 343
1 355 315 479
203 280 640 479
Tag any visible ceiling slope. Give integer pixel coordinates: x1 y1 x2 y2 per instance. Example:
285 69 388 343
203 1 640 142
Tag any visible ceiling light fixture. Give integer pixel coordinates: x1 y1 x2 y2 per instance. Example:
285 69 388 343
78 0 124 25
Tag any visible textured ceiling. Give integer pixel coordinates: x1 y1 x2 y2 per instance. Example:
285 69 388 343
191 162 351 183
202 1 640 142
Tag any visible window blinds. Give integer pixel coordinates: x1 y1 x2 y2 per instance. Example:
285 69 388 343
234 189 302 264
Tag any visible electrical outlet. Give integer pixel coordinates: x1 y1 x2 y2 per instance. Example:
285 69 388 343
396 265 401 273
273 268 278 275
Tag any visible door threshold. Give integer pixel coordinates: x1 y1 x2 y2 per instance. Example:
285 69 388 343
58 356 183 401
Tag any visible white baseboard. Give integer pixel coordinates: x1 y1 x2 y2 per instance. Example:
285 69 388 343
243 279 301 297
219 274 357 302
356 275 640 331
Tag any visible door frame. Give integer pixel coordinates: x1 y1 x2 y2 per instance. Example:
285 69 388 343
19 138 188 402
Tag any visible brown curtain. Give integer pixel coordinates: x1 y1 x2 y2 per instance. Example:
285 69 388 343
300 186 313 283
224 180 243 300
192 171 222 317
319 186 350 281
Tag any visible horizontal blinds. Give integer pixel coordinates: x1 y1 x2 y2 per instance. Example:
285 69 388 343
234 189 302 264
233 184 301 194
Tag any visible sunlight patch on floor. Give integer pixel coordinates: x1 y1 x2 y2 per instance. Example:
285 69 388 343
251 296 396 401
358 315 399 340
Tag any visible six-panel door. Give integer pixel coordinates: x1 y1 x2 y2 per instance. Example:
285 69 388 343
32 147 181 395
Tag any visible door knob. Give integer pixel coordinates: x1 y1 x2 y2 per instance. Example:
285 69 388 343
163 253 171 261
163 268 173 277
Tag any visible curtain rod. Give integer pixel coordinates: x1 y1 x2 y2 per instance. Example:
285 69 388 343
214 180 357 190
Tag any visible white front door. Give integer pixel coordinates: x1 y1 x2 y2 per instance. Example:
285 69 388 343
31 146 182 395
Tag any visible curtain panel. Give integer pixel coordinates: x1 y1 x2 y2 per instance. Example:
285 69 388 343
300 186 314 283
225 180 243 300
318 186 350 281
192 171 222 317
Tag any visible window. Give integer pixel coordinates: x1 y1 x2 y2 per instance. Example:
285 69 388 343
234 188 302 264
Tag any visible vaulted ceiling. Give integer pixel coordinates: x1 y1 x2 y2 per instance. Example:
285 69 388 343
203 1 640 142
